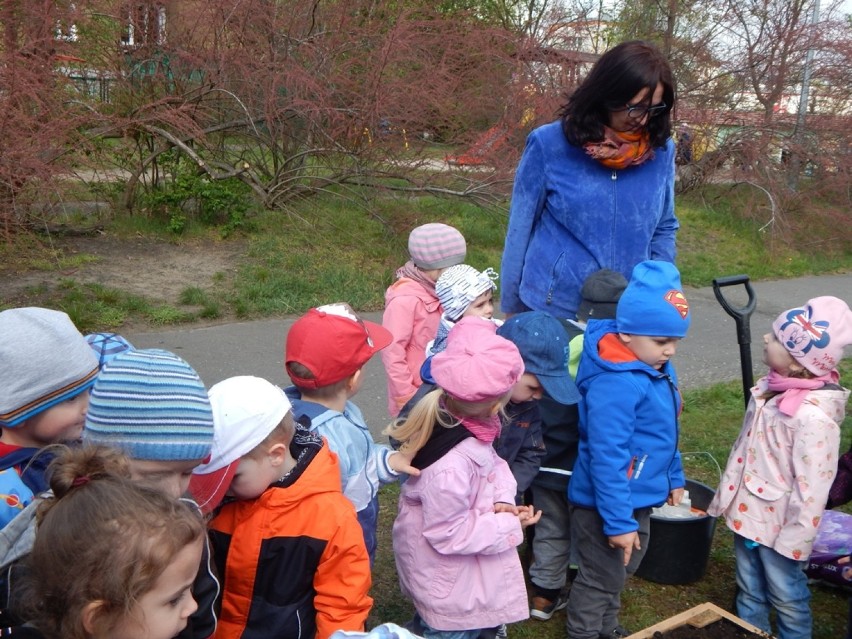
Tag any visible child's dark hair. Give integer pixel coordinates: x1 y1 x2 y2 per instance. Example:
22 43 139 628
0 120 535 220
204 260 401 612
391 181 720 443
23 445 204 639
288 361 351 399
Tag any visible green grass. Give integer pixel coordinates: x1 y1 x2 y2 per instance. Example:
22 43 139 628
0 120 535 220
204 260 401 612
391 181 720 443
0 279 206 332
1 182 849 330
224 192 506 317
370 364 852 638
676 185 851 287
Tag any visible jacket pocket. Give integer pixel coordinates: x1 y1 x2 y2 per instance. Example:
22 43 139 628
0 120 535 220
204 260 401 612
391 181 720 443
743 472 787 502
427 555 462 600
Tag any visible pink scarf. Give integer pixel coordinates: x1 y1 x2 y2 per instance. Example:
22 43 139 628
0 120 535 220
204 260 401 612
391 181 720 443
395 260 435 293
764 368 839 416
459 414 502 443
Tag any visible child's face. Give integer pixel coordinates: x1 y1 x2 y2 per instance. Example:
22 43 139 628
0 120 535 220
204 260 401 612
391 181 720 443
763 332 801 375
22 391 89 446
463 291 494 320
128 458 203 500
510 373 543 403
112 536 202 639
228 448 282 500
620 334 680 369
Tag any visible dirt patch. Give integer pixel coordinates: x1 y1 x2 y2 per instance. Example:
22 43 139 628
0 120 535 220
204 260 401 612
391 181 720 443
1 234 244 307
652 617 766 638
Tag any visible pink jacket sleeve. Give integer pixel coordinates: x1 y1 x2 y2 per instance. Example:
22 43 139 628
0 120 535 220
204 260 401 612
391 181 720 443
776 407 841 560
381 294 424 416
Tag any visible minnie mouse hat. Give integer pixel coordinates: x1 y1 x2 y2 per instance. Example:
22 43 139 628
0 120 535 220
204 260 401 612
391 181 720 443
772 296 852 375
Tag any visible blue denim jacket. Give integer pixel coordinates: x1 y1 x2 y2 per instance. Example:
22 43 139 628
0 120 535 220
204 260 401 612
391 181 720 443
501 121 678 318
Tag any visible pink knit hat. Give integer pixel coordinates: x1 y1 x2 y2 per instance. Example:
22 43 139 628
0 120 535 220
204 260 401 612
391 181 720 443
431 316 524 402
772 296 852 375
408 223 467 270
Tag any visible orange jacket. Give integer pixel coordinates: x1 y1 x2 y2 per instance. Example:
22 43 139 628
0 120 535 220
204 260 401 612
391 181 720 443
210 433 372 639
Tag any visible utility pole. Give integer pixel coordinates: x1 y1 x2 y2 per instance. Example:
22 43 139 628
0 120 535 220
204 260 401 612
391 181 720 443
788 0 820 189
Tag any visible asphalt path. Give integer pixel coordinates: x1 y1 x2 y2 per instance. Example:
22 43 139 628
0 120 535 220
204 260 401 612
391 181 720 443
127 273 852 440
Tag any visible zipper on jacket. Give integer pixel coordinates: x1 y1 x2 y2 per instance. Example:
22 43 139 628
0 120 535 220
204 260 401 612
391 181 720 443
662 372 681 496
545 252 565 305
611 171 618 266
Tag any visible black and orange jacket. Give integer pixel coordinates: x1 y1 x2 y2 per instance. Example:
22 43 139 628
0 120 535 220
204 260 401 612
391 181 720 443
209 429 372 639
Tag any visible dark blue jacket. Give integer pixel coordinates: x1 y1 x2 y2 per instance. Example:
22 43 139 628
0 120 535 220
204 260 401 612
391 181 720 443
568 319 685 537
500 121 677 318
496 399 545 503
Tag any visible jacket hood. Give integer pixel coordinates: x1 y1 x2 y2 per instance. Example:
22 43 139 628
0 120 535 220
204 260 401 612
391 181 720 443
384 277 438 306
577 319 672 387
267 428 341 506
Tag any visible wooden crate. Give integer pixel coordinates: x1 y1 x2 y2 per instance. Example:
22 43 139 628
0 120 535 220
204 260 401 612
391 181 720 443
626 602 774 638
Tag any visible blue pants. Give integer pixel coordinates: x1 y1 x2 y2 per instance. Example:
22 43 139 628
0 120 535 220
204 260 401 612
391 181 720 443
734 535 812 639
356 494 379 566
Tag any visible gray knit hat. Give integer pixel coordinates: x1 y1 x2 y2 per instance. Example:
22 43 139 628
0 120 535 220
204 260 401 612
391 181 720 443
84 349 214 462
0 307 99 427
408 223 467 270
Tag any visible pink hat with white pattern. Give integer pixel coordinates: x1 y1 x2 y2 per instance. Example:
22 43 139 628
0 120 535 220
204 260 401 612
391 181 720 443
772 296 852 375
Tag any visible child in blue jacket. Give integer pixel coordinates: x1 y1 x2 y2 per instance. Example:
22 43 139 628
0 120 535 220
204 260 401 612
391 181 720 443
565 260 690 639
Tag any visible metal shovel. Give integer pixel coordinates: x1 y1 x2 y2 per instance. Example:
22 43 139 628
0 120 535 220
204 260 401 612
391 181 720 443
712 275 757 408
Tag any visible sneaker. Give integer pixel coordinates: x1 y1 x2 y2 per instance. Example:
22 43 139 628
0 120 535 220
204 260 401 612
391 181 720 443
599 625 631 639
529 593 568 621
495 623 508 639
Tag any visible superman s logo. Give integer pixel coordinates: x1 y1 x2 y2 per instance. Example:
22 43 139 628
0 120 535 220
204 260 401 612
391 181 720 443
664 290 689 319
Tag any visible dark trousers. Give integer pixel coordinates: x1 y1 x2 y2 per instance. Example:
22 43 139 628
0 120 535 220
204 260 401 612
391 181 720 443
565 506 651 639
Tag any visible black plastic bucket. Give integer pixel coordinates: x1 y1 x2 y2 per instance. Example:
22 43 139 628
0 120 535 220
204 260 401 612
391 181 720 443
634 479 717 585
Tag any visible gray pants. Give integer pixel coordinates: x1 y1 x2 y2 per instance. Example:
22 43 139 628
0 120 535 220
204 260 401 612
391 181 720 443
528 485 573 591
565 506 651 639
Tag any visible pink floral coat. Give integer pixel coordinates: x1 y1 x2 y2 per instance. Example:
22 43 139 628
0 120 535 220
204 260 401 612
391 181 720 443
708 378 848 561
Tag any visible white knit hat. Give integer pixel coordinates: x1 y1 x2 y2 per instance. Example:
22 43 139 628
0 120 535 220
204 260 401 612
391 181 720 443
436 265 498 322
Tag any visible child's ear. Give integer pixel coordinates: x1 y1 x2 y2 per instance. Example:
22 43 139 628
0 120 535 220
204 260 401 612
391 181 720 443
266 443 289 468
81 601 105 636
347 369 363 390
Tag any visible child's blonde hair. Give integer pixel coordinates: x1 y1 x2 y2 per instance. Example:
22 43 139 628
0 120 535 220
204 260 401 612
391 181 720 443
384 388 509 455
24 445 204 639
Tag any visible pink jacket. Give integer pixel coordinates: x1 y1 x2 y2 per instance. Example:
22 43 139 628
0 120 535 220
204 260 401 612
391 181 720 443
381 278 441 416
708 378 848 561
392 437 529 631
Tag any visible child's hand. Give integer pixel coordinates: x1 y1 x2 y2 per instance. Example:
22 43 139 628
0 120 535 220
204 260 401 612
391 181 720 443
516 504 542 528
389 451 420 477
494 502 520 515
667 487 685 506
608 532 641 566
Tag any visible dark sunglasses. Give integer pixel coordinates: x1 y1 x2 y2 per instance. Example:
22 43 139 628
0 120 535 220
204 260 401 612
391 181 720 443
618 101 667 119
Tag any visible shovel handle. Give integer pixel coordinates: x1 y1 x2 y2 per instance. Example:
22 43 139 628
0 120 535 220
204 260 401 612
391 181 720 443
713 275 757 408
712 275 756 334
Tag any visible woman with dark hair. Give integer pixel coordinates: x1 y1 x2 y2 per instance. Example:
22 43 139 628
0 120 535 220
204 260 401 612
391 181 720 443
500 40 678 321
500 41 679 639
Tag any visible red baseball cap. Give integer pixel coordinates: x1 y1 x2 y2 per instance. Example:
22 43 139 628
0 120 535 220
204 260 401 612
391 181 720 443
286 303 393 388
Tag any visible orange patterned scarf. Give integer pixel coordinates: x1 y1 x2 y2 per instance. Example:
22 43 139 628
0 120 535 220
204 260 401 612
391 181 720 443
584 126 654 169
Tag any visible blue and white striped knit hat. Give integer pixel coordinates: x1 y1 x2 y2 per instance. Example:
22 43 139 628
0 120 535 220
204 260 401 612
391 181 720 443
84 349 214 462
85 332 135 370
